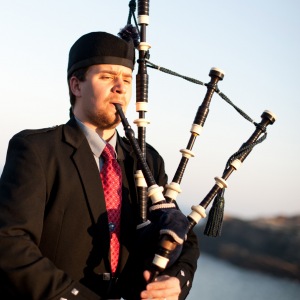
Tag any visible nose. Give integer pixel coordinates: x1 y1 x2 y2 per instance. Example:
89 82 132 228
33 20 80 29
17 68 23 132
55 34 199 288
112 77 126 94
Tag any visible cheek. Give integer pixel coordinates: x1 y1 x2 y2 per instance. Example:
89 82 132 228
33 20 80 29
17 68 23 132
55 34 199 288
126 86 132 103
80 81 95 100
92 82 110 101
83 82 107 106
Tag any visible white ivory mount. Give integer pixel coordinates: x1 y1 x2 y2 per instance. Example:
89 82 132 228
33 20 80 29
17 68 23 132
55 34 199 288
133 118 150 127
165 182 182 201
138 15 150 25
136 102 148 112
210 67 225 76
188 205 207 224
180 149 195 159
190 124 203 135
137 42 151 51
264 110 277 121
136 219 151 230
153 254 169 269
214 177 228 188
134 170 147 187
149 203 176 212
148 184 165 204
230 159 242 170
160 229 184 245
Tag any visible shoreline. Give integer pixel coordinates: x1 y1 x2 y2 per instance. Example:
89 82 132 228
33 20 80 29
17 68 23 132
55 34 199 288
194 215 300 281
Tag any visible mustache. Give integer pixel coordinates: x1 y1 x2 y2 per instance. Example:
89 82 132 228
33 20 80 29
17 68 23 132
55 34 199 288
106 95 126 104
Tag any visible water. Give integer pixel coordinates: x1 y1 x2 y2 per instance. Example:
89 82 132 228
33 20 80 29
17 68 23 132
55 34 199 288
188 253 300 300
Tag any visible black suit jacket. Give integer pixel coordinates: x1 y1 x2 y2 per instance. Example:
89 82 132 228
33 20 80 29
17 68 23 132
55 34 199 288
0 118 199 300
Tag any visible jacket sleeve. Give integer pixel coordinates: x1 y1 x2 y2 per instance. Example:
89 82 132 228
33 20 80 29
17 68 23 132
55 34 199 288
155 153 200 300
0 136 100 300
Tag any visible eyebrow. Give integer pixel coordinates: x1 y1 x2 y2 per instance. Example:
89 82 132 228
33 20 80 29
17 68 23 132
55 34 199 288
99 70 132 78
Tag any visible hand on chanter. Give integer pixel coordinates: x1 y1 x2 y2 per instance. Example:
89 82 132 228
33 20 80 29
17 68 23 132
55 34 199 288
140 270 181 300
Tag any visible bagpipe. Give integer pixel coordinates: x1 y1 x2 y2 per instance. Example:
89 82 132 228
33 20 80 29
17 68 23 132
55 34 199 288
118 0 277 283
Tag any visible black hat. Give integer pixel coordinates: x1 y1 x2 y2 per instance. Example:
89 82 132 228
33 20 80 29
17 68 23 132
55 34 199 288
68 26 139 78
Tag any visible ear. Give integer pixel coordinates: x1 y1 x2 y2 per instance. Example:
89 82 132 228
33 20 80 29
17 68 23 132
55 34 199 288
70 76 81 98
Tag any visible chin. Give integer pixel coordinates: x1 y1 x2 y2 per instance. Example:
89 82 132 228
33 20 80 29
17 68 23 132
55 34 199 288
88 111 121 130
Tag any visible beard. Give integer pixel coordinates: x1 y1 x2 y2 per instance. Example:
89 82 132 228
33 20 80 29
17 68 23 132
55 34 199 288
86 110 120 129
84 97 124 130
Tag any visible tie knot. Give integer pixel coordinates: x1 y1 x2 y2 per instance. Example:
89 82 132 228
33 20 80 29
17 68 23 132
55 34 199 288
101 143 116 160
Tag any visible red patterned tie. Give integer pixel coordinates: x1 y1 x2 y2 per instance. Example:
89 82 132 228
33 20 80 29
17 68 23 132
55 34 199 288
100 143 122 276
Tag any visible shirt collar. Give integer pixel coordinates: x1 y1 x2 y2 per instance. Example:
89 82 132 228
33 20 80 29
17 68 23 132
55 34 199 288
75 116 117 158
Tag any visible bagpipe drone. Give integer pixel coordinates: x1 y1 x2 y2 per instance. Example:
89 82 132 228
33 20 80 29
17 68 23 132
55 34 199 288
117 0 277 283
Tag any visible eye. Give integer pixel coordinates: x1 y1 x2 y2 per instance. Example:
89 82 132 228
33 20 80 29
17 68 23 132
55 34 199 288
101 75 113 80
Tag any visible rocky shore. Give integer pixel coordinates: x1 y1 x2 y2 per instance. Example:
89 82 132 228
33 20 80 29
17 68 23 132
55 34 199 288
194 215 300 281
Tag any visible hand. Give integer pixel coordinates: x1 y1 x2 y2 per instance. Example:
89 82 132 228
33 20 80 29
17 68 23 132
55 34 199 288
140 270 181 300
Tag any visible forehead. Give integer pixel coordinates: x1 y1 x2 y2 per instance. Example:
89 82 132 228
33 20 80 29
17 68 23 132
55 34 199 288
90 64 132 76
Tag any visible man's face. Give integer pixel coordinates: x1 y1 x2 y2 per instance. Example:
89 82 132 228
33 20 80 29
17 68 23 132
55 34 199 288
75 64 132 129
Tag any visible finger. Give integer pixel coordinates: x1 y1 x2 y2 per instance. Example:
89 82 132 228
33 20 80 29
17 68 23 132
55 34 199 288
143 270 151 283
141 287 181 300
141 278 181 299
146 276 180 291
155 275 170 282
143 297 179 300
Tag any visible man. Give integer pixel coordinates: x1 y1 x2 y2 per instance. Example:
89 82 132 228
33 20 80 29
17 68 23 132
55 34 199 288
0 29 199 300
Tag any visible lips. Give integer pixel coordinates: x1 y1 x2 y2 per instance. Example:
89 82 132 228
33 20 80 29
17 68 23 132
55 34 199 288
111 101 124 107
108 102 124 114
106 96 126 107
109 99 126 110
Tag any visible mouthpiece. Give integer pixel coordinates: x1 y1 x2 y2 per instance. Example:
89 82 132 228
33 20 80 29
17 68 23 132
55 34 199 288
114 103 122 110
114 103 130 129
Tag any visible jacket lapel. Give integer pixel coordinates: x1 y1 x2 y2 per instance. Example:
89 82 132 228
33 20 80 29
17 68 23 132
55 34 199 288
116 134 139 274
63 120 140 274
63 118 110 260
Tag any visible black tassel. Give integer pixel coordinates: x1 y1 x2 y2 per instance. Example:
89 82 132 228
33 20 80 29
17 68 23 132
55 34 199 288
204 189 225 237
118 24 140 48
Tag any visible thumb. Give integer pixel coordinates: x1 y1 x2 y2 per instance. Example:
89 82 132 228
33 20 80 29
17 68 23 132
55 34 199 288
143 270 151 283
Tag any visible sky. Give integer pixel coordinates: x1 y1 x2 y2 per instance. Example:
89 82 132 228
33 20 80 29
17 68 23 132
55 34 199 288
0 0 299 220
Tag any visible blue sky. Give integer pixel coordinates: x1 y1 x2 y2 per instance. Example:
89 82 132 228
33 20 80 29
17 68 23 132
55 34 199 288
0 0 299 219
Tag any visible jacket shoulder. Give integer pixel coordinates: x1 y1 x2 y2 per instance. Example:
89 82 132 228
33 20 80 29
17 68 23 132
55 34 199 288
14 125 62 140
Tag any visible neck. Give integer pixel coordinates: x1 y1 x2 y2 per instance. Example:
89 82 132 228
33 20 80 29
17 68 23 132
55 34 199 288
95 127 116 141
